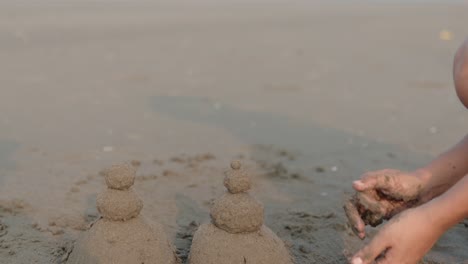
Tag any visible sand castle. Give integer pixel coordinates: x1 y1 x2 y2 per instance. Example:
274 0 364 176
189 160 294 264
67 163 179 264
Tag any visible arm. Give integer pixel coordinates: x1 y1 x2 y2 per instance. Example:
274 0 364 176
347 37 468 239
349 37 468 264
417 37 468 201
429 174 468 231
418 134 468 203
347 130 468 241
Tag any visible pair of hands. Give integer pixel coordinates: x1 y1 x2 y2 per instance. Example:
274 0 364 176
346 170 441 264
346 38 468 263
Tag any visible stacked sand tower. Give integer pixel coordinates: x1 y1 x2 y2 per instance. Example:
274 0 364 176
189 161 294 264
68 163 179 264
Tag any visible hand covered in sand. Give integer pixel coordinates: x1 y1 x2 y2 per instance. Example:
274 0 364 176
350 206 442 264
344 169 426 239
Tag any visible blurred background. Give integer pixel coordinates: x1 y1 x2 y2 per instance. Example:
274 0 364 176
0 0 467 263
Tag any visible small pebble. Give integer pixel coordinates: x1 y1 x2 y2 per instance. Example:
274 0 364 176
230 160 242 170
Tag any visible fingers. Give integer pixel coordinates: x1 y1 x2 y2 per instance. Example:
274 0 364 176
352 180 367 191
343 200 366 239
356 191 384 214
353 173 381 191
375 257 391 264
350 257 363 264
375 256 391 264
351 232 389 264
353 170 397 192
375 249 396 264
384 201 408 219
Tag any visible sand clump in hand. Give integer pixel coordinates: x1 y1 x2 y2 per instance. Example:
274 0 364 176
67 163 179 264
189 160 294 264
344 189 420 237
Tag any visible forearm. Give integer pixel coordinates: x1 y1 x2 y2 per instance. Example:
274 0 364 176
417 134 468 202
424 174 468 232
415 39 468 202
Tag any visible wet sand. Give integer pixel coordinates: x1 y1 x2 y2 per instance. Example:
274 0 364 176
0 0 468 263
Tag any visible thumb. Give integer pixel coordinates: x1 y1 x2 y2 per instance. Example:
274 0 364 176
352 180 367 191
354 171 391 191
351 233 389 264
353 177 378 191
353 173 379 191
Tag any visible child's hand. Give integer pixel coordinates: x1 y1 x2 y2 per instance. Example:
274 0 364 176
345 169 427 238
353 169 426 202
350 206 443 264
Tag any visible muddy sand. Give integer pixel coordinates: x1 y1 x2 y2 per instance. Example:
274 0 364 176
1 0 468 263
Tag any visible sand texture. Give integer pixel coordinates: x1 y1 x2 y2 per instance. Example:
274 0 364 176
96 189 143 221
344 189 420 230
189 223 293 264
67 217 179 264
210 193 264 233
104 164 137 190
224 161 251 194
189 161 292 263
0 1 467 263
67 163 179 264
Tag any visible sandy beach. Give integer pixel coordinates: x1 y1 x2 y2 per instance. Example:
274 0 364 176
0 0 467 263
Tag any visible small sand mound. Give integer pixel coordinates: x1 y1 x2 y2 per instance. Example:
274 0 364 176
223 160 251 194
210 193 263 234
67 163 179 264
189 161 294 264
104 163 136 190
96 189 143 221
190 224 293 264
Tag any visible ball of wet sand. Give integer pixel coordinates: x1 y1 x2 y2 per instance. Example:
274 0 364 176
210 193 263 233
230 160 242 170
223 173 251 194
105 163 136 190
97 189 143 221
224 160 251 194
